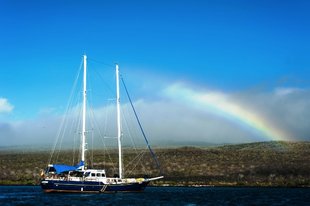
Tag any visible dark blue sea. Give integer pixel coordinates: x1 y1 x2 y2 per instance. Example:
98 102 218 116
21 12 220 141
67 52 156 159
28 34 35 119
0 186 309 206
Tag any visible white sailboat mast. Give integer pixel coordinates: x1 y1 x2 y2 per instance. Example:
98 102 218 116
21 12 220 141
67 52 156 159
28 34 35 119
116 64 123 179
81 54 87 169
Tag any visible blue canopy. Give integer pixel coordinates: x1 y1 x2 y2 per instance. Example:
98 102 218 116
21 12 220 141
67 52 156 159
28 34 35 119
75 160 84 169
52 161 84 174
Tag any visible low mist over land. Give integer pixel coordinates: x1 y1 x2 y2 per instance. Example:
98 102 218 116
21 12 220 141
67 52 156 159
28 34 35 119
1 84 310 148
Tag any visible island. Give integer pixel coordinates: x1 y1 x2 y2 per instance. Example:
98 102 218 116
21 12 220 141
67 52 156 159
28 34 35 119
0 141 309 187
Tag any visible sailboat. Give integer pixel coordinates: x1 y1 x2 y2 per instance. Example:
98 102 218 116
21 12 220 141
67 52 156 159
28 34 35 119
40 55 163 193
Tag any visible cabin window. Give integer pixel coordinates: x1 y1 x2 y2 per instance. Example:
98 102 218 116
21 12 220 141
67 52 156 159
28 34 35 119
97 173 101 177
76 172 84 177
46 167 56 173
91 173 96 177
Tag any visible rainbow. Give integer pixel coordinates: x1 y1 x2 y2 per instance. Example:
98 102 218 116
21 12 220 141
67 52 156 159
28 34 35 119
164 83 291 141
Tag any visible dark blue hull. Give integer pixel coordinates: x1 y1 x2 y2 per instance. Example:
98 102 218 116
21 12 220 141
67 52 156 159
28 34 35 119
40 179 149 193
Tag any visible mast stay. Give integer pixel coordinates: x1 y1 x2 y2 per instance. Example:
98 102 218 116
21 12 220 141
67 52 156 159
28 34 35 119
120 76 162 175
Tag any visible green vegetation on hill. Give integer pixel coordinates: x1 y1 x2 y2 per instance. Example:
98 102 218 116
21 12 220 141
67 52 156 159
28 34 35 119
0 141 309 187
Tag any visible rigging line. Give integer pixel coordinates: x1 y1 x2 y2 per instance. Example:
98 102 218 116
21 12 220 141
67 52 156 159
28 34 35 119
120 76 163 175
59 94 80 162
88 101 116 172
77 104 83 161
72 129 76 165
90 64 115 95
103 100 111 137
100 101 117 170
120 106 148 174
125 148 148 175
69 93 82 165
83 60 116 168
102 100 119 139
87 74 96 168
92 128 94 168
88 92 97 168
121 105 138 153
48 58 83 165
128 147 151 176
121 104 147 174
54 61 83 163
87 57 115 68
88 103 93 168
56 101 79 162
75 102 83 164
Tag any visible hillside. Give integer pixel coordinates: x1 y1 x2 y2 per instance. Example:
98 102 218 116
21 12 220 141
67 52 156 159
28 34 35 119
0 141 309 187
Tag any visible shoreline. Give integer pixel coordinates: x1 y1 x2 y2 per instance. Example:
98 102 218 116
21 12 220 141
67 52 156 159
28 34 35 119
0 183 309 188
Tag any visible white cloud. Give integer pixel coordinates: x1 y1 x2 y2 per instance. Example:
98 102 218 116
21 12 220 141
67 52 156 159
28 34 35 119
0 98 14 113
274 87 304 96
0 84 310 148
161 83 310 142
129 99 253 144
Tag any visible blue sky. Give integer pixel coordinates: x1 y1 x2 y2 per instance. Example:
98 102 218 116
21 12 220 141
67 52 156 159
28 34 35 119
1 0 310 146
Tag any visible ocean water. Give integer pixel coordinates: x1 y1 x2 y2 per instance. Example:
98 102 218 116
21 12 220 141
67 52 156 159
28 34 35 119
0 186 309 206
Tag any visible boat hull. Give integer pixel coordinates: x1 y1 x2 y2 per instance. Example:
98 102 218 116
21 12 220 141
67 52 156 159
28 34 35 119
40 179 149 193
